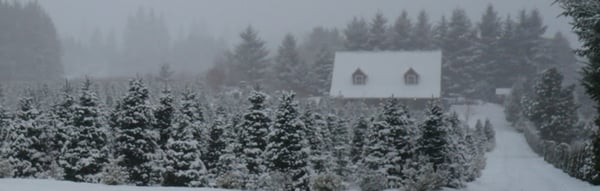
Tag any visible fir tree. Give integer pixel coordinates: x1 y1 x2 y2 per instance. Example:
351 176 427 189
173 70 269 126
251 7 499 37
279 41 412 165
228 26 270 84
412 10 434 50
302 111 334 174
350 117 369 164
311 47 334 96
110 79 158 186
5 97 49 178
239 91 271 177
558 1 600 183
344 17 369 51
390 11 413 50
154 87 174 147
274 34 306 91
367 12 389 51
382 99 416 186
522 68 579 143
162 105 208 187
328 115 351 178
418 101 447 168
59 79 109 183
265 92 310 190
46 81 76 162
205 106 228 175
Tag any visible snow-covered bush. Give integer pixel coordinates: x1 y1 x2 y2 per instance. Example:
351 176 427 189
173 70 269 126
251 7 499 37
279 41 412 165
0 157 11 178
101 157 129 185
357 171 387 191
215 171 245 189
402 162 446 191
310 173 344 191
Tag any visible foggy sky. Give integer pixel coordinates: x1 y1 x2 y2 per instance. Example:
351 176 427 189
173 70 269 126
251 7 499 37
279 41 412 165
38 0 576 48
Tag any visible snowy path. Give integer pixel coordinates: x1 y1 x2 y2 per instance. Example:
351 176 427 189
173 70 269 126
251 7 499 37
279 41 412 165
448 104 597 191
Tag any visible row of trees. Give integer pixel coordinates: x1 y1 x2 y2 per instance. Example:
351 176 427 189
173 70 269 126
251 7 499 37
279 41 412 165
210 5 577 101
0 78 494 190
504 67 598 182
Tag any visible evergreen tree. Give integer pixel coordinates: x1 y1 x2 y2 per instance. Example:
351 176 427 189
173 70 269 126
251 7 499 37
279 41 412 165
46 81 75 162
344 17 369 51
390 11 413 50
5 97 49 178
382 99 416 186
483 119 496 151
522 68 579 143
274 34 306 91
265 92 310 190
302 111 334 174
558 1 600 183
228 26 270 84
478 5 502 45
350 117 369 164
205 106 228 175
162 104 208 187
367 12 389 50
179 89 207 159
239 91 271 177
433 16 449 50
547 32 578 84
311 47 334 96
59 79 109 183
328 115 351 178
154 87 174 147
418 102 447 168
412 10 434 50
110 79 158 186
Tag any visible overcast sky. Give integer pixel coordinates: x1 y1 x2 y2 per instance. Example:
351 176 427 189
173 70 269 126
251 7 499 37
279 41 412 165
38 0 575 48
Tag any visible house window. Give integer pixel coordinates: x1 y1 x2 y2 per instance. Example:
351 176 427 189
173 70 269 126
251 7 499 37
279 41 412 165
405 74 418 85
352 68 367 85
404 68 419 85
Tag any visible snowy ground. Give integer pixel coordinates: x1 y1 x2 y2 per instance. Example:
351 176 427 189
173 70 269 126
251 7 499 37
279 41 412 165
447 103 598 191
0 179 236 191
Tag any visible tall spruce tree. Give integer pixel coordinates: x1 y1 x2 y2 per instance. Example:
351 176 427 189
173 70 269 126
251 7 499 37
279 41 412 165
311 47 334 96
5 97 49 178
302 111 334 174
110 79 158 186
412 10 434 50
418 101 447 169
368 12 389 51
274 34 305 91
154 87 174 147
390 11 413 50
328 115 351 178
351 117 369 164
228 26 270 84
558 1 600 183
59 79 109 183
344 17 370 51
239 91 271 176
382 99 416 186
205 106 228 175
265 92 309 190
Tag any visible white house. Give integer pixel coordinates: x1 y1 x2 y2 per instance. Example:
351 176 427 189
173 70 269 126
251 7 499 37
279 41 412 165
329 51 442 101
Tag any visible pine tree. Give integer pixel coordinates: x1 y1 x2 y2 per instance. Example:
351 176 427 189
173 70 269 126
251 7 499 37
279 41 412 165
265 92 310 190
351 117 369 164
390 11 413 50
522 68 579 143
274 34 306 91
179 89 207 159
311 47 334 96
328 115 351 178
382 99 416 186
558 1 600 183
239 90 271 177
5 97 49 178
367 12 389 51
205 106 228 175
433 16 449 50
162 104 208 187
412 10 434 50
47 81 76 162
215 116 247 189
302 111 334 174
110 79 158 186
418 102 447 169
154 87 174 147
443 113 469 188
344 17 369 51
483 119 496 151
59 79 109 183
228 26 270 84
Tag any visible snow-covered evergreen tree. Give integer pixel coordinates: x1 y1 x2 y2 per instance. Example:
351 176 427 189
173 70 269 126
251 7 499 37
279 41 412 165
350 117 369 164
239 90 271 186
382 99 417 186
59 79 109 183
110 79 158 186
5 97 49 178
311 47 334 96
227 26 270 84
484 119 496 151
522 68 579 143
274 34 306 91
367 12 389 51
154 87 174 148
328 114 351 178
412 10 434 50
205 106 228 176
418 102 447 169
265 92 310 190
344 17 369 51
302 111 334 174
162 106 208 187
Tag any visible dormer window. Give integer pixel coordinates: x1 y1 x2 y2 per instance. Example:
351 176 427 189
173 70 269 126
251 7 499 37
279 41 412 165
404 68 419 85
352 68 367 85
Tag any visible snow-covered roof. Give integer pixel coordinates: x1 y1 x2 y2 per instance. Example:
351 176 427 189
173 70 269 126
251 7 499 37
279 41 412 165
329 51 442 99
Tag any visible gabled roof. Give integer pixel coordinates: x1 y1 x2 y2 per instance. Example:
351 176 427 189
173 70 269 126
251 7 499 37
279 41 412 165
353 68 366 76
404 67 418 76
329 51 442 99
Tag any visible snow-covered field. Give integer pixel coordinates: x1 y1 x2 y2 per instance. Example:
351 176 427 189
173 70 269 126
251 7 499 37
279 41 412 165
448 103 598 191
0 179 236 191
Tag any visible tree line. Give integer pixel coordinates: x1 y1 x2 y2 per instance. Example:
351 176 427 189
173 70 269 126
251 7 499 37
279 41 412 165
0 78 494 190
